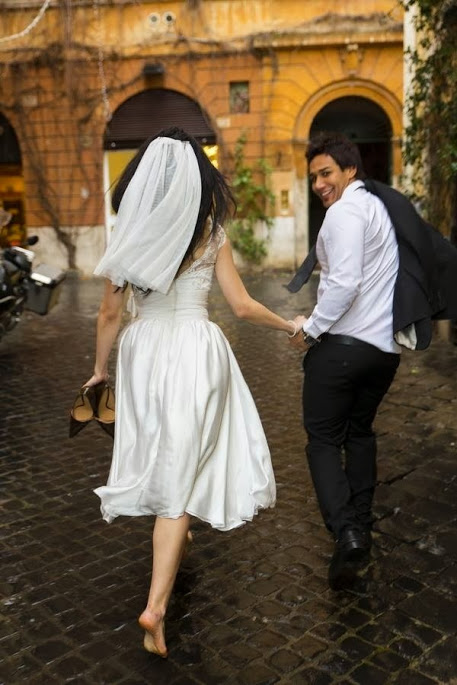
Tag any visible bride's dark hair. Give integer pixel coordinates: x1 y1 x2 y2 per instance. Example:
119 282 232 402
112 127 235 265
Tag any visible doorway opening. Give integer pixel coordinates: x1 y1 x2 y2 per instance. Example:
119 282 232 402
0 113 25 246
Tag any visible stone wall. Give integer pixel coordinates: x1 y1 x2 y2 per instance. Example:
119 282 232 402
0 0 404 273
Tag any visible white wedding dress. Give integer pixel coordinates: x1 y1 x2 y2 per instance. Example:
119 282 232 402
94 226 276 531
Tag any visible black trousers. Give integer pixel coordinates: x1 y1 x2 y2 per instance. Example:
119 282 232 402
302 335 400 538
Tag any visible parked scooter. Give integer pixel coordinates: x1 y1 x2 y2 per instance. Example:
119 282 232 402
0 209 65 341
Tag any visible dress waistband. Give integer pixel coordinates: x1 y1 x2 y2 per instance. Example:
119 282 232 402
134 289 209 321
137 304 208 321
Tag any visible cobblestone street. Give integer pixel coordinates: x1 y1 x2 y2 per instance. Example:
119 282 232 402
1 272 457 685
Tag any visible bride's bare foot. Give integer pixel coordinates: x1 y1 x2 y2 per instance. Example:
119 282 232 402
138 609 167 658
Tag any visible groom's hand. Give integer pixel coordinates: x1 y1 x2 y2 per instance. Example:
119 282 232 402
288 315 308 351
289 335 309 351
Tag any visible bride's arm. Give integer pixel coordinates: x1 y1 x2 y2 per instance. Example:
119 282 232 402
215 239 297 335
84 280 126 386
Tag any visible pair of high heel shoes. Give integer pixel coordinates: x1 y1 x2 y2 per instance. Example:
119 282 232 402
69 381 115 439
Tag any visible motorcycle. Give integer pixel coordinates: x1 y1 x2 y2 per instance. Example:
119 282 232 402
0 209 65 341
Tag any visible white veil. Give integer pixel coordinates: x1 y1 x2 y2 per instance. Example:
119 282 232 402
94 136 202 294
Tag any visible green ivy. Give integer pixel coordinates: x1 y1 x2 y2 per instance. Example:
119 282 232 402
228 132 275 264
402 1 457 232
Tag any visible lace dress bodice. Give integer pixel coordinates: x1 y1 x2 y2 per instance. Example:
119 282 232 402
175 224 226 290
132 225 226 321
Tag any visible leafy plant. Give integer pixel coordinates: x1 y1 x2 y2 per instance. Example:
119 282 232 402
402 1 457 234
228 132 275 264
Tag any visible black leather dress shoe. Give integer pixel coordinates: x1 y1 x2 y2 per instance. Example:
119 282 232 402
328 528 371 591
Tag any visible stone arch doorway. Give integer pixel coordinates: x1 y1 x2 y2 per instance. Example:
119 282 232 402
102 88 217 237
0 113 25 246
308 96 393 248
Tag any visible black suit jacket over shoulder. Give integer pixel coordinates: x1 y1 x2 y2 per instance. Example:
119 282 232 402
364 179 457 350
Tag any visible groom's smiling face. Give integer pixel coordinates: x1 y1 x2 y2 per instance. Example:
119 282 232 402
309 154 357 208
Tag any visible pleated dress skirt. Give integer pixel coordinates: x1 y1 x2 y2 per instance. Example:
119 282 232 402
94 289 276 531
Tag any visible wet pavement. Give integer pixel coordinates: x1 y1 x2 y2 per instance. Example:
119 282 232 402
1 272 457 685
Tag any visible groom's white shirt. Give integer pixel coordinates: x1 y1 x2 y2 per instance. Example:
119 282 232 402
303 180 401 354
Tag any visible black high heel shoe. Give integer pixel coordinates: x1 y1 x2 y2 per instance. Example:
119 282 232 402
69 386 97 437
94 382 115 439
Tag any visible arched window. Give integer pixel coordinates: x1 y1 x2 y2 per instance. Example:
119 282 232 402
102 89 217 240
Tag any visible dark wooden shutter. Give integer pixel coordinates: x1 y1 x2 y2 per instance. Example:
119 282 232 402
104 88 215 149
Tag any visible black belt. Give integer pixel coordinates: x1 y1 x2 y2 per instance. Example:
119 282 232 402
320 333 376 350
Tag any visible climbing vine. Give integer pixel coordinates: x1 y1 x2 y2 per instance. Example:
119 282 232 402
228 132 275 264
402 0 457 236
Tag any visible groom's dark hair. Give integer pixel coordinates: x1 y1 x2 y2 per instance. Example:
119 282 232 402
306 132 366 180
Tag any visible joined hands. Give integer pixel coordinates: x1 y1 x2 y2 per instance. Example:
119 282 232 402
288 315 310 351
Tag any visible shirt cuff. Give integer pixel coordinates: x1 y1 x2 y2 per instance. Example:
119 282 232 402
302 320 323 340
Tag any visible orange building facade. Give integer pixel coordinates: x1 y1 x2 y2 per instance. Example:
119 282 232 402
0 0 404 272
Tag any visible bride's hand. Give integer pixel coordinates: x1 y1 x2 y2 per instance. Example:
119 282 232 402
83 372 109 387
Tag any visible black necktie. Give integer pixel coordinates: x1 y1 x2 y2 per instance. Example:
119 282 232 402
285 243 317 293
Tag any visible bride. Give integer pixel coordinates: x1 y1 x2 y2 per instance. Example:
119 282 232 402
81 127 298 657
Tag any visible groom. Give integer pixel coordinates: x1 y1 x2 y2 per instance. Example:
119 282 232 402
289 132 401 590
289 132 457 590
